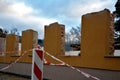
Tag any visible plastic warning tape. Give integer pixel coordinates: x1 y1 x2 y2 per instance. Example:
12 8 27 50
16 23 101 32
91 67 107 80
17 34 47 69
0 46 101 80
0 49 32 71
44 58 65 66
44 51 100 80
0 45 41 71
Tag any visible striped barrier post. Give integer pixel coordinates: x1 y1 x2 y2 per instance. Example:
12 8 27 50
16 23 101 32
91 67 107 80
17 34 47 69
32 48 43 80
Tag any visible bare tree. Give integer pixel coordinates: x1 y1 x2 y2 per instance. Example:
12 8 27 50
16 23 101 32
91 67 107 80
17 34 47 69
0 28 8 38
69 26 81 44
11 28 18 34
65 33 71 44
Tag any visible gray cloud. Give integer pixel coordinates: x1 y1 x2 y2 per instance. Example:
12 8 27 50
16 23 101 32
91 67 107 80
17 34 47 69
0 0 117 38
0 0 57 39
0 0 10 13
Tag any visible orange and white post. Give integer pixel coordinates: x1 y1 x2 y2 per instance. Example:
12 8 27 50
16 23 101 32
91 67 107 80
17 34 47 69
32 47 43 80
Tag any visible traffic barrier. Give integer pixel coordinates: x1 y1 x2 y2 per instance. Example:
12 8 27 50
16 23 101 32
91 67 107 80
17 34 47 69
31 48 43 80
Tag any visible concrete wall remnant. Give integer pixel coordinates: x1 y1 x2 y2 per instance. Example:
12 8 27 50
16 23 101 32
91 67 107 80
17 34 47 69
0 38 6 56
44 9 120 70
44 22 65 56
21 29 38 55
6 34 19 56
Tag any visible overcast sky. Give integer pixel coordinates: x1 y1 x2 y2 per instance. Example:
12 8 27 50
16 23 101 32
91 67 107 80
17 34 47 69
0 0 117 39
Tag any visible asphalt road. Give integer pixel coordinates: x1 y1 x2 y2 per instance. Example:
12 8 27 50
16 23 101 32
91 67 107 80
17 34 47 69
0 72 30 80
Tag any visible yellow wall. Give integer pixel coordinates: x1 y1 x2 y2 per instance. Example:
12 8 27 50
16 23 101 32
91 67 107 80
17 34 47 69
21 29 38 55
0 38 5 56
44 9 120 70
20 29 38 62
0 29 38 63
6 34 19 56
0 9 120 71
44 22 65 56
0 34 19 63
76 9 118 70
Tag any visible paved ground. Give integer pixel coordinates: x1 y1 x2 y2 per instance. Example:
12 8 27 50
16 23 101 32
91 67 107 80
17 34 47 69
0 73 49 80
44 65 120 80
0 65 120 80
0 50 120 80
0 73 30 80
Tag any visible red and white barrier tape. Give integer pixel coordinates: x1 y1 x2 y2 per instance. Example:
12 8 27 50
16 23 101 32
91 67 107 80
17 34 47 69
0 45 41 71
44 51 100 80
0 46 101 80
0 49 32 71
44 58 65 66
